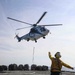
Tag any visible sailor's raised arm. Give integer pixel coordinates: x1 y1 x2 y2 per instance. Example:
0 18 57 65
48 52 53 59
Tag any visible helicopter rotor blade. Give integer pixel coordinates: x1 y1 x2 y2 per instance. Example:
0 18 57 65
7 17 33 25
38 24 62 26
16 26 32 30
36 12 47 24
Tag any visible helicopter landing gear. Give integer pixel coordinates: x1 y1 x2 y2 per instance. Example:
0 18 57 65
34 38 37 43
27 38 30 41
43 36 45 39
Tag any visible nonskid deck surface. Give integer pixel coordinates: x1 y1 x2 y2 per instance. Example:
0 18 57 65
0 71 75 75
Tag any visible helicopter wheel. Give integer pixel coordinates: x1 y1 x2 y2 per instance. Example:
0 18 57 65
35 40 37 43
34 39 37 43
43 36 45 39
27 38 30 41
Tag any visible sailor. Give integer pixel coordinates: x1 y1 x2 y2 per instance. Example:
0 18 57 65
48 52 74 75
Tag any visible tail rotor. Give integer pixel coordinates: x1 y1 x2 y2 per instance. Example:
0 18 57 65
14 33 21 42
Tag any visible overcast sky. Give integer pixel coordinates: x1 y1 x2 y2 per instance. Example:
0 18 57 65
0 0 75 68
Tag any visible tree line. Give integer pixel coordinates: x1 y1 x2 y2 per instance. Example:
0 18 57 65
0 64 48 71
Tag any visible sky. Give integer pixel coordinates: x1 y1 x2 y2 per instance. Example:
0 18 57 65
0 0 75 68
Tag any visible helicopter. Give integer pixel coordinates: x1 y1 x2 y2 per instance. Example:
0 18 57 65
7 12 62 42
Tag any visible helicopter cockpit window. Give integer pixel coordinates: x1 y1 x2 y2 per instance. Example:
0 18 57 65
40 27 46 32
30 28 37 33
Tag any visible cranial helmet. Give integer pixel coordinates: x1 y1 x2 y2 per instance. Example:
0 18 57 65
55 52 61 58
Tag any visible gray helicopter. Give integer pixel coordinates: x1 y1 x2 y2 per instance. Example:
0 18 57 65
7 12 62 42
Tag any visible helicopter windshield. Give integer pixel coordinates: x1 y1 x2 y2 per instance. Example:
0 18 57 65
40 27 46 32
30 28 37 33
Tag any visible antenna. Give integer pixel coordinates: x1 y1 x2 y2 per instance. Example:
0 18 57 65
32 47 35 64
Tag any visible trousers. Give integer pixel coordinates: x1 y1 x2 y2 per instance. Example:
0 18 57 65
51 72 61 75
